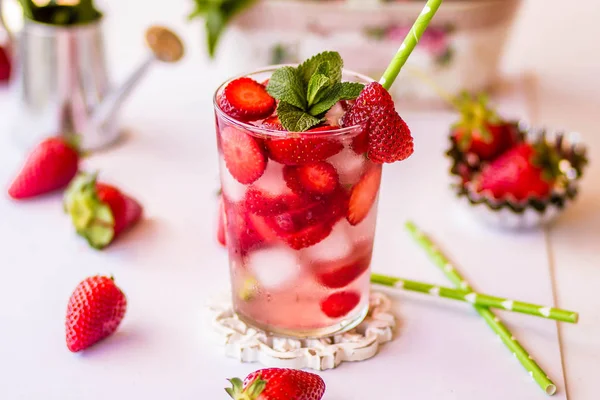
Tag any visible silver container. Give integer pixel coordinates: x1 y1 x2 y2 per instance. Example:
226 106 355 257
0 4 184 152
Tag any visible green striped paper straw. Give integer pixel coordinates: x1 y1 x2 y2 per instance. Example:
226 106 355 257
371 274 578 324
379 0 444 91
405 221 558 396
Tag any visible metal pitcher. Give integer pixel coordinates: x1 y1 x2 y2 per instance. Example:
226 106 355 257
0 5 184 151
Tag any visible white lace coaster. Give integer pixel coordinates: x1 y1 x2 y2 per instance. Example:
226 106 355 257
207 292 396 371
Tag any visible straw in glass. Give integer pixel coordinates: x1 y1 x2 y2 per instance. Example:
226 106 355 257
404 221 557 396
379 0 444 91
371 273 578 324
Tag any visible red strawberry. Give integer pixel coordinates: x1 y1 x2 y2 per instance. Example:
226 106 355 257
316 257 370 289
219 77 276 121
226 368 326 400
450 92 517 161
245 187 302 216
224 200 267 253
8 137 80 199
221 126 267 184
247 213 278 243
65 275 127 352
280 222 333 250
64 172 143 249
347 166 382 225
265 126 343 165
0 45 11 82
260 115 284 131
474 142 559 201
218 196 227 247
320 291 361 318
284 162 339 196
269 190 347 250
342 82 413 163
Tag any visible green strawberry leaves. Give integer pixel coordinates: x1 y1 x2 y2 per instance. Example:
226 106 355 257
188 0 258 58
266 51 364 132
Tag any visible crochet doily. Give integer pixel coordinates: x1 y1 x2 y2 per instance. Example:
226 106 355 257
207 291 396 371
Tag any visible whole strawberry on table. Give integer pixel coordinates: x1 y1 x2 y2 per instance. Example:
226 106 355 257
226 368 325 400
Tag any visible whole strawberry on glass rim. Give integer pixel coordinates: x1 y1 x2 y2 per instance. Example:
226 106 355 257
212 0 443 338
226 368 325 400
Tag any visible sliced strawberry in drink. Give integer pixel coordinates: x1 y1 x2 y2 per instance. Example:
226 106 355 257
320 291 361 318
224 201 264 253
347 166 382 226
245 187 302 216
260 115 284 131
247 212 279 243
279 222 334 250
219 77 276 121
316 256 370 289
265 126 343 165
269 189 348 250
221 126 267 184
289 161 339 196
351 130 369 155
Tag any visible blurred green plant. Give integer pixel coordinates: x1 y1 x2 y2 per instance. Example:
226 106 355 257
18 0 102 25
188 0 258 58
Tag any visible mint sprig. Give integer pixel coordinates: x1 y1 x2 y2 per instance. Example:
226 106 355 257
266 51 365 132
188 0 257 58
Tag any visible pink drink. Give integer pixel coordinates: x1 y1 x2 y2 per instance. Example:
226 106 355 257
214 68 381 338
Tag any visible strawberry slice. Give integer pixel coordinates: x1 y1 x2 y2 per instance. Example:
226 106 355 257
219 77 276 121
320 291 361 318
265 126 343 165
347 166 382 225
224 200 264 253
268 189 347 250
245 187 302 216
280 222 333 250
247 212 279 243
284 162 339 196
316 256 370 289
221 126 267 184
260 115 284 131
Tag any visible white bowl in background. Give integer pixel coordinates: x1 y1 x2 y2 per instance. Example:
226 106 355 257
215 0 523 105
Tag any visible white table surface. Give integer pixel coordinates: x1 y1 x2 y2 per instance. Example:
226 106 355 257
1 1 599 399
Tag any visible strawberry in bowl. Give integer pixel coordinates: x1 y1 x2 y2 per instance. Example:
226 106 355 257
448 120 588 230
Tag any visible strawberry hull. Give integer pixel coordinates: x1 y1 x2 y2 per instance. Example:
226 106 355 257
215 66 381 338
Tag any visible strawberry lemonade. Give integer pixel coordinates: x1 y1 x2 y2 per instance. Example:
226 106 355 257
214 52 413 337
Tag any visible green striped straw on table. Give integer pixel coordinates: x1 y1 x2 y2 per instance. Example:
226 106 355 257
370 274 578 324
404 221 558 396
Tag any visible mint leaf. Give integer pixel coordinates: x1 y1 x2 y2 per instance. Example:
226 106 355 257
267 66 307 110
297 51 343 85
308 82 364 116
338 82 365 100
188 0 258 58
307 73 330 107
277 102 322 132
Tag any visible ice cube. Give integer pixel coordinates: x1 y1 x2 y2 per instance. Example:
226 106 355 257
348 202 378 243
219 157 247 202
328 147 366 186
324 101 346 127
246 246 302 290
302 220 354 263
252 161 293 196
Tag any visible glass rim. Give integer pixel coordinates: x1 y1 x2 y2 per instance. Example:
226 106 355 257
212 64 374 139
